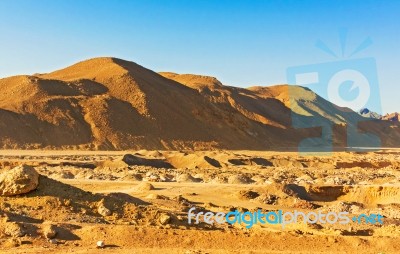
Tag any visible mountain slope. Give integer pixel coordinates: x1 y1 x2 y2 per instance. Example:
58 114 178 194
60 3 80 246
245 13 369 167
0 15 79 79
0 57 398 150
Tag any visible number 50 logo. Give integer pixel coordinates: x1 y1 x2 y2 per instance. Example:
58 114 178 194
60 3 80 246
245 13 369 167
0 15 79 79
286 31 382 154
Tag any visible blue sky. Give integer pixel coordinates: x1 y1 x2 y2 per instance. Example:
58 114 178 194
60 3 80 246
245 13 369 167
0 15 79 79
0 0 399 113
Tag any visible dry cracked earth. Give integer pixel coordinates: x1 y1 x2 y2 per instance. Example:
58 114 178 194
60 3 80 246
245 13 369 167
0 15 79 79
0 149 399 253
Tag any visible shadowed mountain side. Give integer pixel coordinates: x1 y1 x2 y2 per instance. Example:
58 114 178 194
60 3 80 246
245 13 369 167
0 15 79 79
0 108 92 148
162 73 400 149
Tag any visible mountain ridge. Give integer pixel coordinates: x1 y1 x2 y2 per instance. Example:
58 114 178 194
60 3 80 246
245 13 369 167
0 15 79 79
0 57 399 150
359 108 399 122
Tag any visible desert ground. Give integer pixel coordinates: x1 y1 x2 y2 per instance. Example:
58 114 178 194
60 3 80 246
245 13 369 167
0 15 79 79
0 149 399 253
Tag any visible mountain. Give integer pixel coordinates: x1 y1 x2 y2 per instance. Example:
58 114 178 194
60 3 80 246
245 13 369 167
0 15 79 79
0 57 399 150
359 108 382 119
359 108 400 122
382 112 400 122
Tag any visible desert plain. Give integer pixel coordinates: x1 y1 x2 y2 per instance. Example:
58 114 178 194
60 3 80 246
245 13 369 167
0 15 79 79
0 149 399 253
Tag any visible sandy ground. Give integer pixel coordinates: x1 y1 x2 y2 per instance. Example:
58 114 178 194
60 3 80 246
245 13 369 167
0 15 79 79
0 149 400 253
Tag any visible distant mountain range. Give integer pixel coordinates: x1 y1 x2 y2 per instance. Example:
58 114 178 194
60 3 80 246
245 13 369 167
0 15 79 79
0 57 399 150
359 108 400 122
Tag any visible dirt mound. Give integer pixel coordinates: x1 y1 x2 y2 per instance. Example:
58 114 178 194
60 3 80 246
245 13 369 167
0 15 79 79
227 174 253 184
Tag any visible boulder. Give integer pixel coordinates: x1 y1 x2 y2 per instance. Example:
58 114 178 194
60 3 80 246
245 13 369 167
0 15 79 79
97 199 112 216
4 222 26 237
0 165 39 196
135 182 155 191
43 223 58 239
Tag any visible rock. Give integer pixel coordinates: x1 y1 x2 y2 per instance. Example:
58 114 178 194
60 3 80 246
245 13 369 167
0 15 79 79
236 206 249 213
236 190 259 200
0 165 39 196
159 214 171 225
122 153 172 168
122 173 142 181
4 222 26 237
327 236 337 243
143 173 160 182
122 154 140 165
210 176 227 184
145 194 168 200
49 239 58 244
295 174 314 184
0 210 10 223
271 158 304 168
293 200 318 209
43 223 57 239
97 240 105 248
255 194 278 205
100 159 128 170
98 204 112 216
135 182 155 191
97 198 112 216
204 202 217 209
227 174 253 184
307 222 323 229
3 238 21 247
59 171 75 179
176 173 200 183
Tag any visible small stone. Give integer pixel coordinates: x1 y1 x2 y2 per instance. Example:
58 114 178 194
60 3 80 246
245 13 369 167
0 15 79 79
49 239 57 244
1 213 10 223
97 240 105 248
159 214 171 225
327 236 337 243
